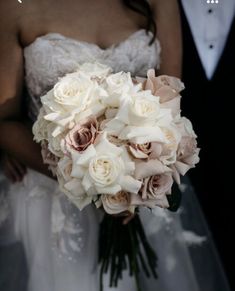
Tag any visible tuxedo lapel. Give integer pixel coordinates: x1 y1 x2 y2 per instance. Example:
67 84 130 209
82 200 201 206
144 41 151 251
212 15 235 81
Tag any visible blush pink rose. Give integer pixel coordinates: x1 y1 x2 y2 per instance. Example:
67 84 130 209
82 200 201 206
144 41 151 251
176 136 200 174
141 174 173 200
129 142 162 159
64 116 99 152
140 69 184 116
143 69 184 102
131 174 173 209
41 140 59 176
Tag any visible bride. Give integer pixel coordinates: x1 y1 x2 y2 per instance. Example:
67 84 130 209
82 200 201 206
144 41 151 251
0 0 230 291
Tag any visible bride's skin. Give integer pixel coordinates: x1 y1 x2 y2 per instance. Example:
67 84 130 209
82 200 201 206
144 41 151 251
0 0 181 222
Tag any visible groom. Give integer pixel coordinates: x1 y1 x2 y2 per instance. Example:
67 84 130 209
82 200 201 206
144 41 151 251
179 0 235 289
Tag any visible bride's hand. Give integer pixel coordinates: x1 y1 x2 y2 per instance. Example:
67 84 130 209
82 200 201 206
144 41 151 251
112 211 136 225
1 152 27 183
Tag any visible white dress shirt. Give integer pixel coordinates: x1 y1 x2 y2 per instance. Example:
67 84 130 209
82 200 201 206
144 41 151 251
181 0 235 79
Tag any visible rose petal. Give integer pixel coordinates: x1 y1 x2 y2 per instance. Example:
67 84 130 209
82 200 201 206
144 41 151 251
64 178 85 196
119 126 166 144
119 176 142 194
129 146 149 159
96 184 122 195
135 159 171 179
175 161 192 176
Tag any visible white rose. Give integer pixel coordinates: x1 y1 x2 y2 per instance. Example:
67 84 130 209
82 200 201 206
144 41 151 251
70 133 142 195
41 73 107 128
89 155 120 186
104 89 173 144
103 71 140 107
128 91 161 126
53 73 100 106
111 90 161 126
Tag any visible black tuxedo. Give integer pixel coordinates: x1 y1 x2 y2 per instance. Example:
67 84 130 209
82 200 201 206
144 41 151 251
179 3 235 289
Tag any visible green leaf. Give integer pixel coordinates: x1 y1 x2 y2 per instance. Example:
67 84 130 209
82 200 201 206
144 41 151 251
167 182 182 212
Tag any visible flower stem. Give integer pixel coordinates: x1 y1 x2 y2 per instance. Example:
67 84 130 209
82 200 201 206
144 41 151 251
98 213 158 291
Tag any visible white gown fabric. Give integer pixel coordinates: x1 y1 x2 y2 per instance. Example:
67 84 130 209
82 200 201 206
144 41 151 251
1 29 229 291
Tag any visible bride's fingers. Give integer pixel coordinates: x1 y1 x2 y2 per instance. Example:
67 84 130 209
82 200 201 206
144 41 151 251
122 213 135 225
113 211 130 218
111 211 135 224
9 156 27 177
4 157 26 182
4 159 19 183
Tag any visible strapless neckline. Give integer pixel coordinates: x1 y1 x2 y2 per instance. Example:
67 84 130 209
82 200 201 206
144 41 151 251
24 27 161 121
24 29 157 51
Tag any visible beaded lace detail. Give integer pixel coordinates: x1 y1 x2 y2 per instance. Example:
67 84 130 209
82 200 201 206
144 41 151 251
23 29 161 121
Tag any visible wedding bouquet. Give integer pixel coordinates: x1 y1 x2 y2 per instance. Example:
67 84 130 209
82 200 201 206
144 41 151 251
33 62 199 290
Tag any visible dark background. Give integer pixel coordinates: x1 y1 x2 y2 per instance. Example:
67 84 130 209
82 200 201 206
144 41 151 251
179 2 235 290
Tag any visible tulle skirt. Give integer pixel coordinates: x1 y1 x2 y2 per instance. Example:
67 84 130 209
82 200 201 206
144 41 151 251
0 169 231 291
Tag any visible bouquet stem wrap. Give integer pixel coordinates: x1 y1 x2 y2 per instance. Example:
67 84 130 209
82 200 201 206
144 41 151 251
99 214 158 291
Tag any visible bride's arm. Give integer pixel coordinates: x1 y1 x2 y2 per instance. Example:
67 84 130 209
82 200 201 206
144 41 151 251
0 120 53 178
0 4 53 179
151 0 182 78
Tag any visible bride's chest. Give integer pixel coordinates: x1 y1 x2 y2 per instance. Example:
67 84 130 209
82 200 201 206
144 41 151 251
24 31 160 96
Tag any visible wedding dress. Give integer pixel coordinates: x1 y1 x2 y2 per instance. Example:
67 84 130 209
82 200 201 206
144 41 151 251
1 29 231 291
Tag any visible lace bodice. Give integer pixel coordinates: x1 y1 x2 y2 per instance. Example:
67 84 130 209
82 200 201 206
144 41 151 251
23 29 161 120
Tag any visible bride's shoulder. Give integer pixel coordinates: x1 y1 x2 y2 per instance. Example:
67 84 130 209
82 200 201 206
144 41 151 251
0 0 41 106
0 0 43 37
0 0 35 36
0 0 21 29
0 0 36 21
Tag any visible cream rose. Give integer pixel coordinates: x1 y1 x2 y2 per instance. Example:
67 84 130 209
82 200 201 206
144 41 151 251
89 155 120 186
101 191 134 214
